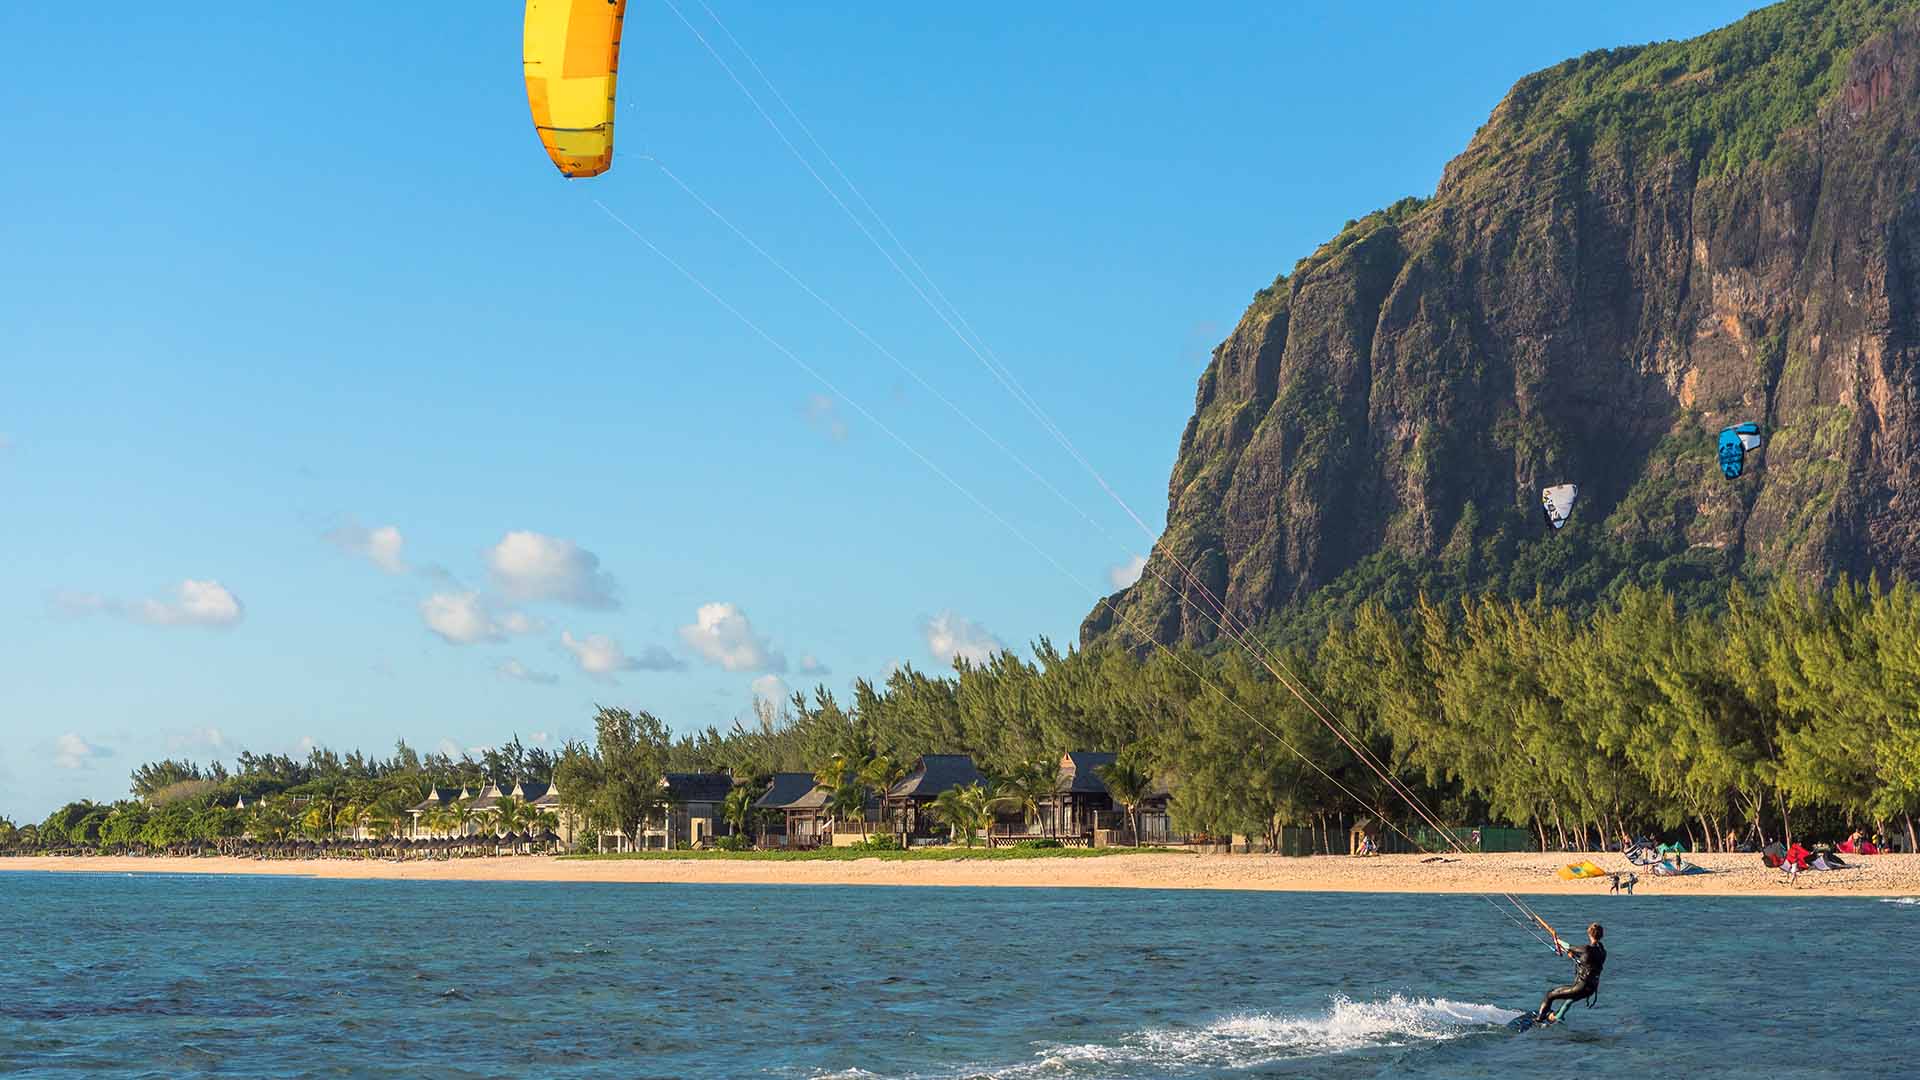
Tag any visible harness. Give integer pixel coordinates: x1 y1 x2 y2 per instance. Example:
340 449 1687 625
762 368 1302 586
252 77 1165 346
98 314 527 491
1571 953 1604 1010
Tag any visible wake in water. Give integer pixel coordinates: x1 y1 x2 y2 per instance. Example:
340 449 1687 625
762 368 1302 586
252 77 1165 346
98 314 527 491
1879 897 1920 905
813 996 1522 1080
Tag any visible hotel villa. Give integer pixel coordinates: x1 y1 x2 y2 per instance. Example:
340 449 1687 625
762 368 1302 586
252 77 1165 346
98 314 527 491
386 750 1181 852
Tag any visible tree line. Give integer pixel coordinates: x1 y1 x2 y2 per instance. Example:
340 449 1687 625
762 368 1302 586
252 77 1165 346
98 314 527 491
7 577 1916 855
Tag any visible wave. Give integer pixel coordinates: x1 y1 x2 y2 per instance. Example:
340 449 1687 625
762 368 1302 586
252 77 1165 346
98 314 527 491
1036 996 1520 1075
812 996 1520 1080
1879 897 1920 905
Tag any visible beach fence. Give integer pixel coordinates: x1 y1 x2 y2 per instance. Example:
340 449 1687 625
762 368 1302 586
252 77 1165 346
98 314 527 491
1221 827 1331 855
1351 819 1534 855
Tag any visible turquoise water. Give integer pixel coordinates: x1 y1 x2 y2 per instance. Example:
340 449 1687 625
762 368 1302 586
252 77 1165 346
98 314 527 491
5 873 1916 1079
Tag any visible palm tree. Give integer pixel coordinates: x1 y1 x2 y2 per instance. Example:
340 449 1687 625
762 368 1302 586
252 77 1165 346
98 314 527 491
931 786 973 847
248 800 292 844
429 797 469 840
525 807 562 850
308 780 348 839
1096 761 1153 846
824 780 868 842
816 752 870 839
301 802 333 841
721 783 759 846
859 754 908 839
932 782 990 847
990 762 1053 839
372 787 414 841
493 795 527 840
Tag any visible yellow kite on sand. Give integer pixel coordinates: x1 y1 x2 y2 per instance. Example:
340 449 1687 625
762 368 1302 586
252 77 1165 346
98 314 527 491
524 1 628 177
1556 860 1608 880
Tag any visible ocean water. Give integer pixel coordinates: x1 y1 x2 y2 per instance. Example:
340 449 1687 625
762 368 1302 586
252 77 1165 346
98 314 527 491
4 873 1916 1079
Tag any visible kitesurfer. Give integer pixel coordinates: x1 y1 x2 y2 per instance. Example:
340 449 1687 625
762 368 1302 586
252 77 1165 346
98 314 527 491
1535 923 1606 1023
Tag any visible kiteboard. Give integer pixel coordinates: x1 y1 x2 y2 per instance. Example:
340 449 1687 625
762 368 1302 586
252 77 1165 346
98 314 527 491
1506 1003 1569 1033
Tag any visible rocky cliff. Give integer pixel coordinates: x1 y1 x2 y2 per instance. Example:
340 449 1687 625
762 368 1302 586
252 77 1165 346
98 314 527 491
1085 0 1920 652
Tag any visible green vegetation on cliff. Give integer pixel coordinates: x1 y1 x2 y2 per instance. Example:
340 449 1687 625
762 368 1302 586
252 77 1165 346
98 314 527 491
1485 0 1914 177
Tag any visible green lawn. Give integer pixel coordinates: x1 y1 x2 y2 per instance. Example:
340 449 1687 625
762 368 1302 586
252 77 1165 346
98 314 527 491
560 845 1189 862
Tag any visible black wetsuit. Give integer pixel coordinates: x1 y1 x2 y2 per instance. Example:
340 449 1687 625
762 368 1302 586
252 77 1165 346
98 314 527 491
1537 941 1605 1020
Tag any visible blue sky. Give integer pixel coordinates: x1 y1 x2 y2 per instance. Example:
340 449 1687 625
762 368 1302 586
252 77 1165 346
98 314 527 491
0 1 1762 820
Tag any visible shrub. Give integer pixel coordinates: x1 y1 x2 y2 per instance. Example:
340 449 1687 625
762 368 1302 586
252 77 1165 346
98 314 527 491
847 834 901 852
1012 838 1063 850
714 834 753 852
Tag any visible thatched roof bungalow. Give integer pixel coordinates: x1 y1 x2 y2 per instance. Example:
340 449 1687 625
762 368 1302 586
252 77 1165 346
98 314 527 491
883 754 983 841
754 772 829 849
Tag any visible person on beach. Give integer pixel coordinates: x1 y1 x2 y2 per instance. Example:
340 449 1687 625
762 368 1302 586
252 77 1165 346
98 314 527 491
1535 923 1606 1023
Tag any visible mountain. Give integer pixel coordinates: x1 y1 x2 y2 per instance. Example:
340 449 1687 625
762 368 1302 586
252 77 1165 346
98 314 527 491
1084 0 1920 653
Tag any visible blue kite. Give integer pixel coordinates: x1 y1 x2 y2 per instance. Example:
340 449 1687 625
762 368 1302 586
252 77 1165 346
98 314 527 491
1717 422 1763 479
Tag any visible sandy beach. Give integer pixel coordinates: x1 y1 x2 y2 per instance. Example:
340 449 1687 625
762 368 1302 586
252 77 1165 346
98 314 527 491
7 851 1918 896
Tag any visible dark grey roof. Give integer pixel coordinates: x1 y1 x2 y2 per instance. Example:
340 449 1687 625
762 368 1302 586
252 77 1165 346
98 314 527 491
512 780 551 802
409 786 461 813
889 755 982 799
467 784 503 811
661 772 735 804
1057 752 1118 794
756 772 824 810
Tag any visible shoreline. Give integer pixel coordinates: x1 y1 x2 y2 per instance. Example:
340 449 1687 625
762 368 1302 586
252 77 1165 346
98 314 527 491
6 851 1918 896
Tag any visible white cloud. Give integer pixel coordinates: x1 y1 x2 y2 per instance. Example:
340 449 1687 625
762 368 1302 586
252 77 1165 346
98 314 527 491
419 592 543 645
529 731 550 745
325 521 407 574
56 580 245 628
495 658 559 685
561 631 684 678
678 602 786 672
797 653 830 676
296 736 319 756
53 733 109 770
751 674 791 705
131 580 244 627
922 610 1003 666
436 738 462 759
486 531 619 609
802 394 849 441
1109 554 1148 589
166 727 227 754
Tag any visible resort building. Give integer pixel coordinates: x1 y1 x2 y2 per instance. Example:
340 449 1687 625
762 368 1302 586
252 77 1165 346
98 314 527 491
753 772 830 849
597 772 739 850
655 772 736 848
407 786 465 839
1135 778 1179 844
514 777 579 846
465 782 504 831
879 754 984 845
1048 751 1118 839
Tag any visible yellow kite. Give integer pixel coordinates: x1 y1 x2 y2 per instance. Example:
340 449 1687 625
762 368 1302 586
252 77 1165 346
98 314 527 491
1555 860 1608 880
524 0 628 178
